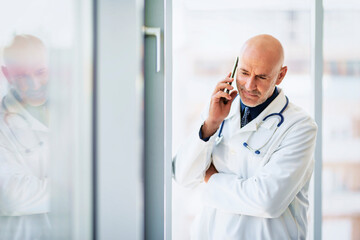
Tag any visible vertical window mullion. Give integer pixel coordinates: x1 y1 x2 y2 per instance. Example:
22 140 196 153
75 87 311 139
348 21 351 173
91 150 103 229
311 0 324 239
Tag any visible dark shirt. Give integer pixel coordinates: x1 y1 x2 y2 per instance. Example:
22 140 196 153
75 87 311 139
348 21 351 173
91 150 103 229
199 87 279 142
240 87 279 123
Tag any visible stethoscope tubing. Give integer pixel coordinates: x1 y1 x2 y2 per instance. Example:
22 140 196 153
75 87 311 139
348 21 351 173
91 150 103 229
1 96 44 153
216 96 289 155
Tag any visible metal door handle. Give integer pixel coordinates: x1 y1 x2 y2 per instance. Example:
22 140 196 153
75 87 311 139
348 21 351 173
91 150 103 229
143 26 161 72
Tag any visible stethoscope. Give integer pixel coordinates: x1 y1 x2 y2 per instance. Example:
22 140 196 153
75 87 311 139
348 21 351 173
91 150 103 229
215 95 289 155
2 97 44 154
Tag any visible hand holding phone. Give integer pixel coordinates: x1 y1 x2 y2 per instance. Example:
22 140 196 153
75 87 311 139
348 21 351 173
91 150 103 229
203 58 239 138
222 56 239 104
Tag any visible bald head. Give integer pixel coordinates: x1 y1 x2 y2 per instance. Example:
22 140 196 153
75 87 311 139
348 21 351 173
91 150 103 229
236 34 287 107
240 34 284 70
3 34 47 66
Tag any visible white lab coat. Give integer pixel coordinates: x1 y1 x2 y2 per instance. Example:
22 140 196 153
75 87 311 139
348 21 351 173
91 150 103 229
0 91 50 240
173 88 317 240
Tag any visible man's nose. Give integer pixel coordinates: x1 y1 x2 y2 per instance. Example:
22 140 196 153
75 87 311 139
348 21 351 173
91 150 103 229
245 75 256 91
26 75 42 89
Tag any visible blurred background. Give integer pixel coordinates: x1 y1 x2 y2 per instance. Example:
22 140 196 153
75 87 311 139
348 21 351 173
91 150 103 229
172 0 360 240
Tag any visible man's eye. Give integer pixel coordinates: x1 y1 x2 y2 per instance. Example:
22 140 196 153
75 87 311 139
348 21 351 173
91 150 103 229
258 76 266 80
241 72 248 76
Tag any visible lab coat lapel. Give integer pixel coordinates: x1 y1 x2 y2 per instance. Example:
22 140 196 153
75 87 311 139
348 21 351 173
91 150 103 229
255 88 287 126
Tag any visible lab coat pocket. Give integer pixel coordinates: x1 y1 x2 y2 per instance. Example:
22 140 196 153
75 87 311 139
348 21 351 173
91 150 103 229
246 118 278 158
246 120 279 175
247 152 265 177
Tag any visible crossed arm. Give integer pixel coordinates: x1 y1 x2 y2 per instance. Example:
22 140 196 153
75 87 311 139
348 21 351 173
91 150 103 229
0 148 49 216
173 118 317 218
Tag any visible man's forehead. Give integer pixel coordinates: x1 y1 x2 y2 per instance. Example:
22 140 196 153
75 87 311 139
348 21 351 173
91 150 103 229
238 58 274 75
6 51 47 68
7 62 47 73
4 46 48 65
239 37 284 69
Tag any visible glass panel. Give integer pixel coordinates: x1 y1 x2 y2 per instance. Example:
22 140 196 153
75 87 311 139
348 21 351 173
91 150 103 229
322 1 360 239
172 0 311 239
0 0 93 239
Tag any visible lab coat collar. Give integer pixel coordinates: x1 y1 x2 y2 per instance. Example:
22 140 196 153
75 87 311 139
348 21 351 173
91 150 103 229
2 90 48 132
226 88 287 133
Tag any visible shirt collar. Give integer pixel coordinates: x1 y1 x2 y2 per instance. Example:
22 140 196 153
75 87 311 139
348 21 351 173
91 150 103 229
240 86 279 121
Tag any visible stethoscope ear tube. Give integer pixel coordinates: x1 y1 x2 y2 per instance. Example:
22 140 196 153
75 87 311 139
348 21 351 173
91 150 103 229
262 96 288 127
263 113 284 127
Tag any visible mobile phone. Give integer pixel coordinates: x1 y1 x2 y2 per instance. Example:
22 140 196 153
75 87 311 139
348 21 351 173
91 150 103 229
222 56 239 104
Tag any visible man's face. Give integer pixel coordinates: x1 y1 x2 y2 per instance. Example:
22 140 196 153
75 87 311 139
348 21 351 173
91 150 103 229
236 48 286 107
5 61 48 106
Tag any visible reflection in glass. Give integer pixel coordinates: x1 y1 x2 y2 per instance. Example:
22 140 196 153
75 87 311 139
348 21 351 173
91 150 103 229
0 35 50 240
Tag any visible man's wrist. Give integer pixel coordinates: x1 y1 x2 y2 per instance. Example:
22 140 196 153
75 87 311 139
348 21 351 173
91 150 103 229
199 124 211 142
202 119 221 139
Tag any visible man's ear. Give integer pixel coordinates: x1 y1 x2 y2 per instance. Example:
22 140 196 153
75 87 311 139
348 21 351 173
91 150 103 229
1 66 12 84
276 66 287 85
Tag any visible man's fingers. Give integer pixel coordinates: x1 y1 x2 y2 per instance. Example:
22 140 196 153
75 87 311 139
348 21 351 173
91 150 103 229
219 77 234 84
215 82 234 93
212 91 232 102
228 90 238 104
230 90 238 98
212 73 235 94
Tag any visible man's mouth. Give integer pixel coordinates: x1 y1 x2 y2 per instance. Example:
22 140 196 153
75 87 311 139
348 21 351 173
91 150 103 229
241 88 260 98
25 89 47 99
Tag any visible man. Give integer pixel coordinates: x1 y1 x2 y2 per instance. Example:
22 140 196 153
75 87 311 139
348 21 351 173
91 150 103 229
0 35 50 240
173 34 317 239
